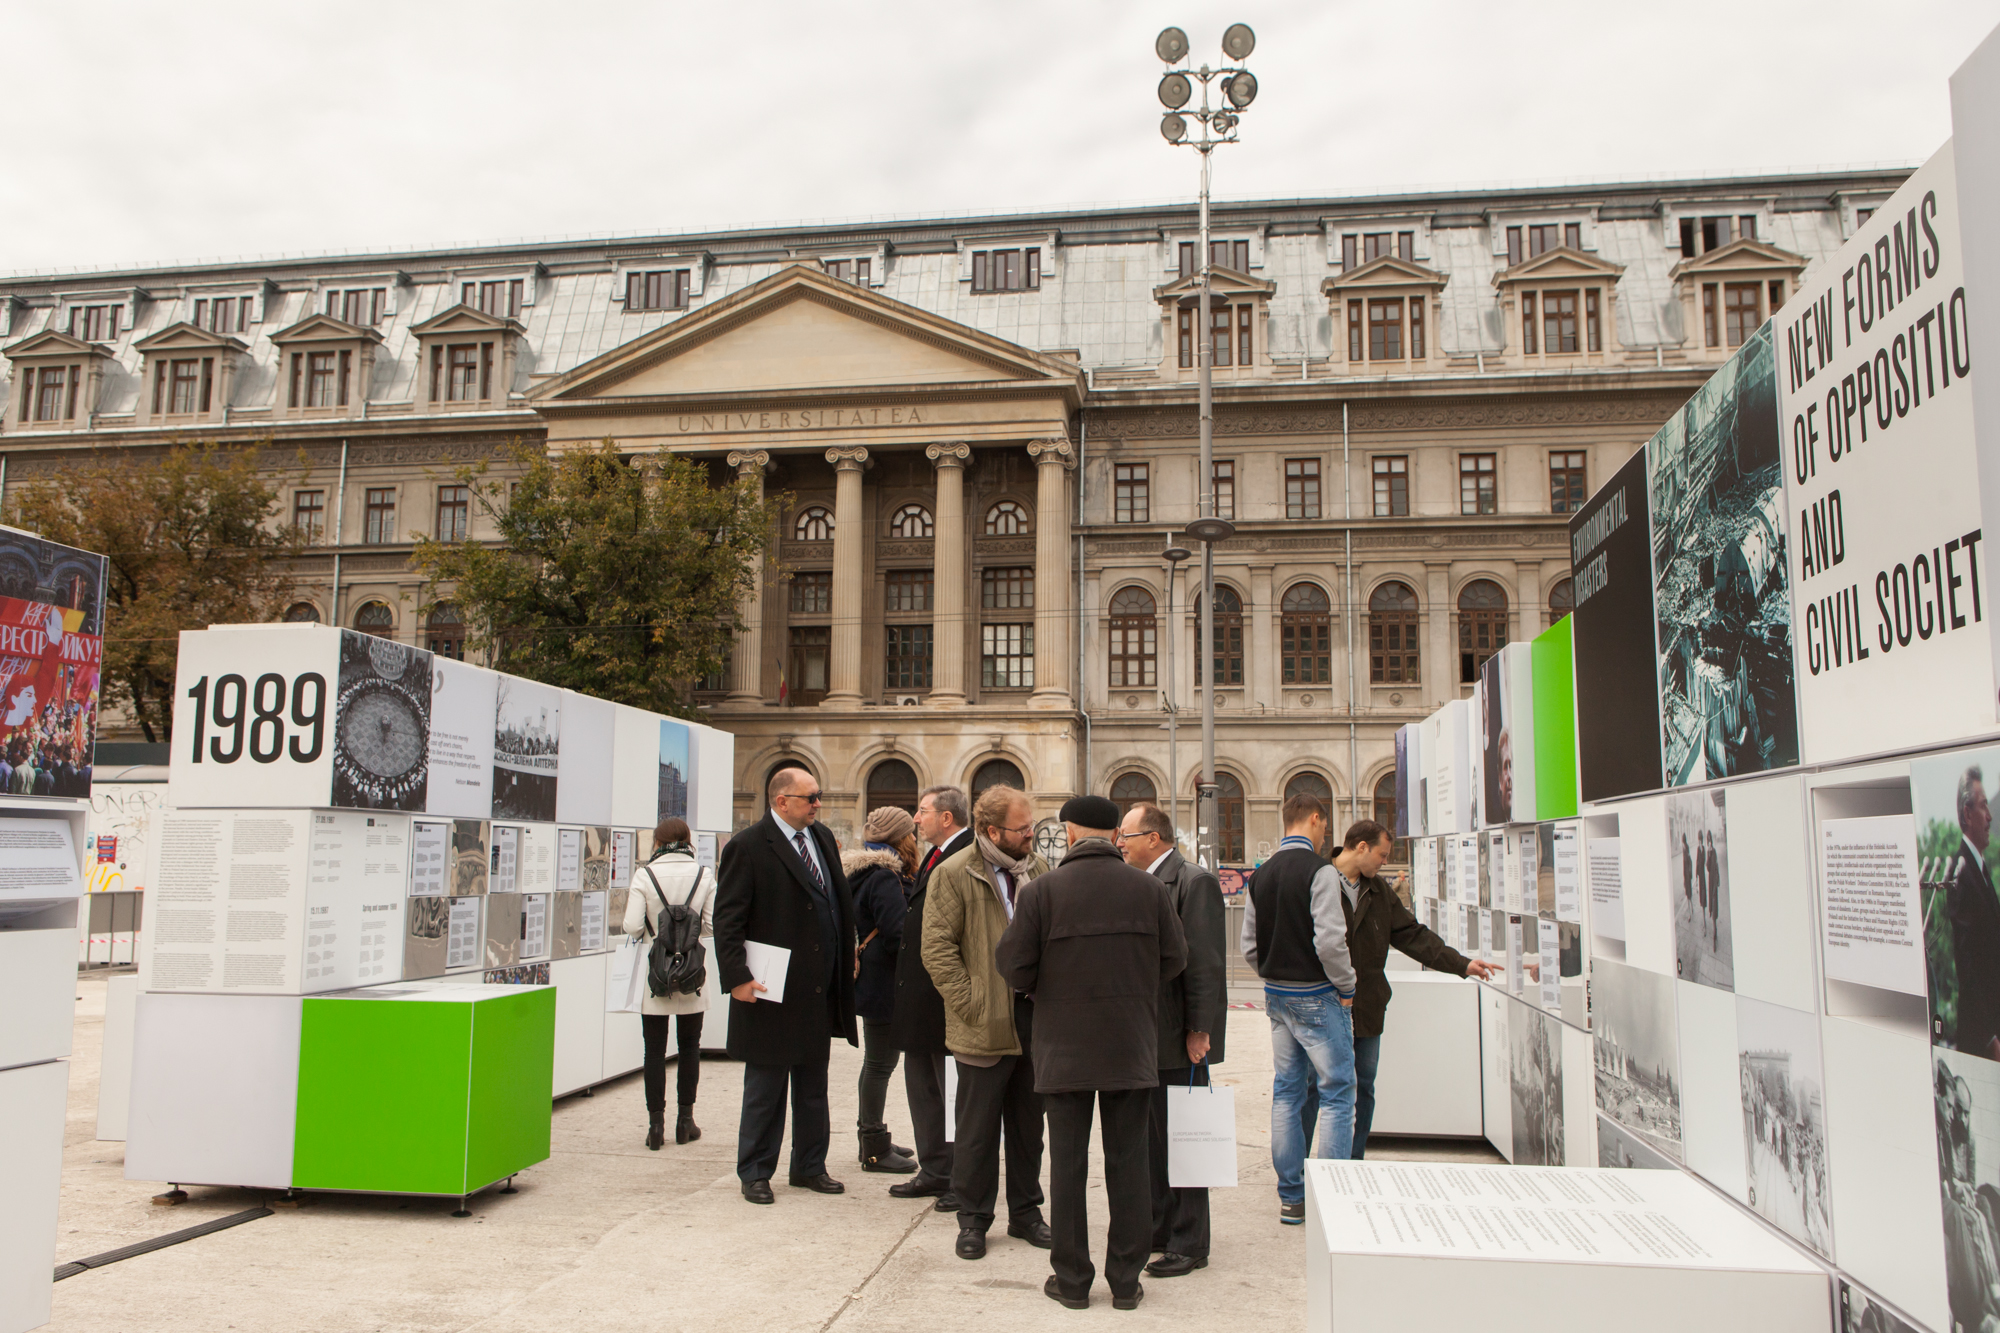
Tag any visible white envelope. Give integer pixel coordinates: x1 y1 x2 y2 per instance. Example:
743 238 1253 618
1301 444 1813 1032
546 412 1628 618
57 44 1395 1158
743 940 791 1003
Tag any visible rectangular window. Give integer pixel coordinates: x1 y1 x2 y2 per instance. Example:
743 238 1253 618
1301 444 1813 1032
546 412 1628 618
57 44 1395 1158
1738 214 1758 241
1212 460 1235 521
1347 299 1363 362
885 569 933 613
1183 240 1248 275
1409 296 1426 358
1702 217 1728 252
1177 307 1194 368
790 570 832 615
1341 235 1358 270
1542 289 1579 354
980 567 1034 611
1549 452 1586 514
440 342 491 402
293 490 326 543
1209 304 1233 368
789 627 830 704
1506 227 1523 267
1768 279 1786 315
970 248 1040 293
464 279 522 319
1373 456 1409 517
331 288 384 326
980 623 1033 689
1114 463 1149 524
627 270 691 311
1855 208 1875 227
193 298 245 333
306 351 340 407
166 358 209 415
1679 217 1698 256
363 488 397 545
436 485 470 542
1238 304 1253 367
1286 458 1322 520
1368 298 1403 360
1364 232 1391 262
1703 284 1720 348
1398 230 1415 260
884 625 932 690
1723 282 1762 347
1564 222 1582 250
1585 289 1601 352
1108 612 1157 689
1460 454 1497 515
30 366 73 423
68 305 119 341
1529 224 1560 257
1521 291 1538 354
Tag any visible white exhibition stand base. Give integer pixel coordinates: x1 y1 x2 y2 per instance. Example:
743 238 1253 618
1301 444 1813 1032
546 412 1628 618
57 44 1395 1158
0 1062 66 1333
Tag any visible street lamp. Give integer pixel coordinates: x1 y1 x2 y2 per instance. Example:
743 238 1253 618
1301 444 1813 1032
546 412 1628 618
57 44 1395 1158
1156 23 1257 870
1161 543 1192 840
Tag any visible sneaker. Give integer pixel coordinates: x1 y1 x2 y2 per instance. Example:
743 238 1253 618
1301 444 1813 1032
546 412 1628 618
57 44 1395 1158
1279 1200 1305 1226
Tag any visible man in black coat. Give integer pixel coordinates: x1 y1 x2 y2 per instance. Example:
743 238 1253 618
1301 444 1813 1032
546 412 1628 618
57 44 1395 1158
997 796 1186 1312
889 783 972 1203
1948 765 2000 1060
1116 801 1226 1280
713 766 859 1204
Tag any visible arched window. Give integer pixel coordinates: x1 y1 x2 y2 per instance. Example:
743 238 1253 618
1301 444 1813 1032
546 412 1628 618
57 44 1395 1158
1285 771 1333 810
426 602 466 661
1108 587 1157 689
1369 582 1419 684
985 501 1029 536
794 506 833 541
283 602 321 623
1110 771 1158 816
1213 772 1246 863
1197 586 1243 686
1281 583 1333 684
971 758 1025 797
1547 577 1575 627
865 759 920 815
1372 771 1399 838
1458 579 1509 682
889 504 933 538
353 601 394 637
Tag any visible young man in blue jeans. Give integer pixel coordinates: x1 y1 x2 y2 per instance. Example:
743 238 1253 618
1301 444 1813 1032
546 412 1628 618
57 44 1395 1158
1239 793 1356 1226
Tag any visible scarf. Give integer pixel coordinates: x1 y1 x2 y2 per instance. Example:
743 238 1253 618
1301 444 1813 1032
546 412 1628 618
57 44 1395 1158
975 830 1038 878
652 840 693 859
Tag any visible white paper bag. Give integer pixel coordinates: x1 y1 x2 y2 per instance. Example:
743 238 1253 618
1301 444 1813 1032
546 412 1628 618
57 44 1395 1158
1166 1082 1238 1188
608 936 646 1013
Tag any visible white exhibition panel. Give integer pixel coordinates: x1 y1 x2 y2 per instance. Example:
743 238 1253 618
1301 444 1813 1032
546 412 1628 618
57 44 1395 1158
1822 1014 1950 1331
1726 775 1819 1013
126 993 301 1190
608 704 658 830
0 1061 67 1333
694 724 734 832
1304 1162 1829 1333
602 1008 644 1081
549 954 608 1096
95 974 139 1142
1561 1020 1596 1167
1616 795 1674 976
167 626 337 809
554 692 615 826
1674 980 1748 1205
1478 986 1512 1161
1369 972 1482 1138
0 910 78 1070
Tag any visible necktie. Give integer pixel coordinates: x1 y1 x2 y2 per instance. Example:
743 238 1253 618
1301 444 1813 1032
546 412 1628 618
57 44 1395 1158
795 831 826 894
922 846 941 875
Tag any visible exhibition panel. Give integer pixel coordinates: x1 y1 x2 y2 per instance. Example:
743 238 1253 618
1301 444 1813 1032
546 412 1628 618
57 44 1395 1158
125 993 303 1189
1366 971 1482 1138
0 1062 67 1333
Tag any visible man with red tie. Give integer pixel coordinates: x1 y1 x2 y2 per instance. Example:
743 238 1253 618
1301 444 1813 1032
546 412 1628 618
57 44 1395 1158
889 784 973 1204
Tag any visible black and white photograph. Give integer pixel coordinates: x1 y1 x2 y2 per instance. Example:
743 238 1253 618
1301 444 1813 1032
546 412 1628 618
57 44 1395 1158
1647 320 1800 787
492 677 561 821
1509 1002 1564 1166
1596 1114 1676 1170
1935 1047 2000 1333
1839 1280 1923 1333
1737 995 1833 1259
1480 650 1517 824
1667 788 1735 990
332 630 432 811
1593 956 1683 1161
451 819 489 897
1914 748 2000 1062
483 962 550 986
583 826 613 895
402 893 450 980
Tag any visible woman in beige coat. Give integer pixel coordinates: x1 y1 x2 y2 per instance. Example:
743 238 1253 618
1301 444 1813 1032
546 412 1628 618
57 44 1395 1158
623 816 715 1149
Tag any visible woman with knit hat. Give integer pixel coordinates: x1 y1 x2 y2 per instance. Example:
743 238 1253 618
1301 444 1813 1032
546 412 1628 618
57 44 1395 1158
844 805 921 1174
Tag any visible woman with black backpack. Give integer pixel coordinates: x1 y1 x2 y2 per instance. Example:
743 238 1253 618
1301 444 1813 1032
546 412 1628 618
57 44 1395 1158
843 806 920 1175
624 816 715 1150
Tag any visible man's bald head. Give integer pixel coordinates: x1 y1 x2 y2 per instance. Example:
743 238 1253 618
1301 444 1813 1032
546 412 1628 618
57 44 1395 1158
767 767 813 803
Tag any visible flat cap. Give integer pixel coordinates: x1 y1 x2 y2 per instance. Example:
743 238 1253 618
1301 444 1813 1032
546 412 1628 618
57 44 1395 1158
1059 795 1122 831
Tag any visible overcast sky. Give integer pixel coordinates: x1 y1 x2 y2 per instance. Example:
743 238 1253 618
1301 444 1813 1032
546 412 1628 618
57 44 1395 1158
7 1 1991 274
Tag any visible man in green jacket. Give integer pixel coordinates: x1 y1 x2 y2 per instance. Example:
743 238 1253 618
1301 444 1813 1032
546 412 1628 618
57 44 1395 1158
919 783 1052 1261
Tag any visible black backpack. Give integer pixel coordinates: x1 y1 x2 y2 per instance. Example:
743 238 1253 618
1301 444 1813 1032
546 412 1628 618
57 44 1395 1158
641 862 709 998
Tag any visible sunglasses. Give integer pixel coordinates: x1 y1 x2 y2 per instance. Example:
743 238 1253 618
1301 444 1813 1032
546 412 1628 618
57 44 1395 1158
784 791 823 804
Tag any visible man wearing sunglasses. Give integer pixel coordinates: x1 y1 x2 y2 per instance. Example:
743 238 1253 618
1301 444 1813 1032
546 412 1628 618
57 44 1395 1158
715 766 860 1205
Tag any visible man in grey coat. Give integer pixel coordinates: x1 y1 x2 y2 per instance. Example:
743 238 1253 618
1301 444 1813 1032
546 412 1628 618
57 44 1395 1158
1117 801 1226 1279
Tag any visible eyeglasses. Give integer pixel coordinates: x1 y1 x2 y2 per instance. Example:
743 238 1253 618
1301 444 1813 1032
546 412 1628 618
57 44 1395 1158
994 824 1032 835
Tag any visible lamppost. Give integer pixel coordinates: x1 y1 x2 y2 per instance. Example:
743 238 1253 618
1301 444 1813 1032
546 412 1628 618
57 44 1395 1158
1155 23 1257 870
1161 543 1192 839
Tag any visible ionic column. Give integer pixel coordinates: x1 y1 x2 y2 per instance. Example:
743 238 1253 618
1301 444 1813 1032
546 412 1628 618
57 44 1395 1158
926 442 971 706
723 450 770 706
824 447 870 706
1028 438 1075 708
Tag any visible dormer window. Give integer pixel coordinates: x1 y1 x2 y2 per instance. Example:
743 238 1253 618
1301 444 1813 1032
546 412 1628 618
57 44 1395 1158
1668 239 1805 360
4 331 110 430
132 324 245 426
463 279 523 319
627 270 690 311
67 305 120 342
823 258 871 285
1179 239 1251 275
326 288 386 326
28 366 79 422
435 343 492 402
192 297 252 334
409 304 520 411
1491 245 1623 366
1325 255 1447 371
1507 223 1582 266
1520 289 1601 354
971 248 1040 293
1340 233 1414 268
156 357 213 416
272 314 382 419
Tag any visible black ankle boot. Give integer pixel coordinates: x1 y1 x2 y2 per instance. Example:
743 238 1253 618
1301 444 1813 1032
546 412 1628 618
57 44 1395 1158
676 1107 701 1144
646 1111 665 1151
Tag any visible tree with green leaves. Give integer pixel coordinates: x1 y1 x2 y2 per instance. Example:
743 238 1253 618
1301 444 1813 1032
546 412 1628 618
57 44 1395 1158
5 442 305 743
413 440 777 717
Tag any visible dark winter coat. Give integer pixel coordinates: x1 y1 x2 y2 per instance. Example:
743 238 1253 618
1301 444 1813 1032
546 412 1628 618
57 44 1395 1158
1150 850 1229 1069
1341 867 1472 1039
891 828 971 1054
844 845 909 1025
1949 837 2000 1057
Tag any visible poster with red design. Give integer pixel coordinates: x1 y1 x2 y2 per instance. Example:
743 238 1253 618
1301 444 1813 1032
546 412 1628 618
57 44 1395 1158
0 524 107 798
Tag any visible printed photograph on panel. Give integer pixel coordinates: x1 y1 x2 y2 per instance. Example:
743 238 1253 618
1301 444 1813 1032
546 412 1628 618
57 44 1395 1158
1536 823 1557 917
332 631 432 810
1593 957 1682 1160
1508 1003 1563 1166
1838 1280 1923 1333
1649 321 1799 786
450 819 489 896
583 826 612 894
492 677 560 820
1737 995 1834 1258
1668 788 1735 989
1936 1047 2000 1333
1596 1114 1676 1170
1480 651 1518 824
0 525 107 798
658 720 689 823
1916 747 2000 1061
403 894 450 979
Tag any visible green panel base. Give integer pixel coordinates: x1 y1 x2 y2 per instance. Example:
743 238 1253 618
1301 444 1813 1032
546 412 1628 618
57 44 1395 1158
293 987 554 1196
1533 616 1579 819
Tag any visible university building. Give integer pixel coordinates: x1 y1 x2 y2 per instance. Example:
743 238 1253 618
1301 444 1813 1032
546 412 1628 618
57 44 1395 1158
0 167 1906 857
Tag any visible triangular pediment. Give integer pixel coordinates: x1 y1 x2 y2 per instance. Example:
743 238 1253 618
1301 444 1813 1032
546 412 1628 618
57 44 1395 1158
408 304 522 337
270 313 384 346
1493 246 1626 287
1323 255 1449 293
531 264 1083 403
132 322 247 353
1669 238 1807 281
1153 265 1277 302
3 328 110 361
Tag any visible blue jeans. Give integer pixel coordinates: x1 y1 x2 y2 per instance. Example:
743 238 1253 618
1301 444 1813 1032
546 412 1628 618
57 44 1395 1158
1298 1032 1384 1159
1266 988 1356 1204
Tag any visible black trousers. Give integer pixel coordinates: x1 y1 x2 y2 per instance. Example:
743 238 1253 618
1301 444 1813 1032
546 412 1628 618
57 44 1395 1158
1046 1088 1152 1298
737 1058 830 1183
951 995 1044 1231
857 1017 900 1135
1148 1064 1212 1258
641 1012 704 1114
902 1049 954 1182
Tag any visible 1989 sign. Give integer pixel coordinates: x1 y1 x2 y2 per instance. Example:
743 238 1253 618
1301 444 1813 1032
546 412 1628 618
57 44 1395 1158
184 673 327 764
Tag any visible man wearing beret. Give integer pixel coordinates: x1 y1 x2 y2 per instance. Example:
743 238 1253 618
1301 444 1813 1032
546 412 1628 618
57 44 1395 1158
997 795 1188 1312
